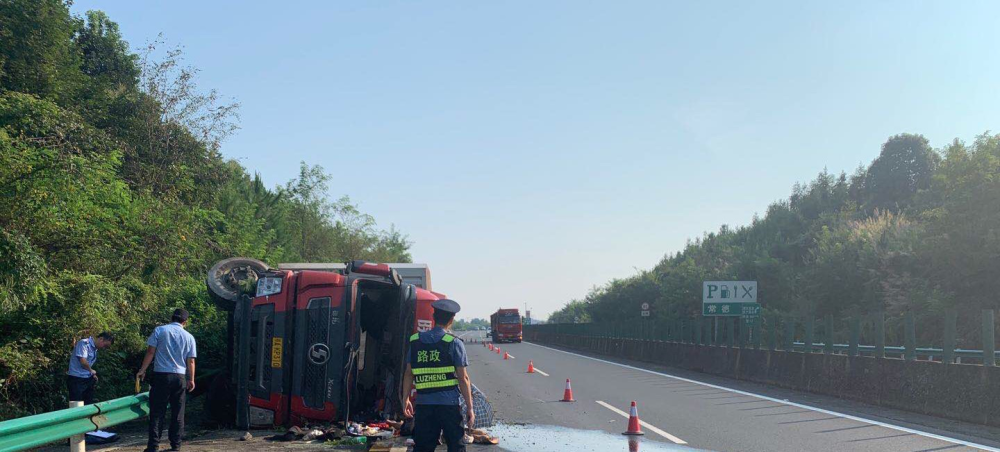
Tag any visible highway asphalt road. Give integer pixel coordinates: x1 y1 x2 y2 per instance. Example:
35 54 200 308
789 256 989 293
460 330 1000 452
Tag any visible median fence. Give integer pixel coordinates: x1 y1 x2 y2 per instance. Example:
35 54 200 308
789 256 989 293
525 309 1000 427
0 393 149 452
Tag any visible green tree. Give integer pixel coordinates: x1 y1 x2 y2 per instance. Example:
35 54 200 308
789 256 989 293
0 0 83 102
861 134 937 212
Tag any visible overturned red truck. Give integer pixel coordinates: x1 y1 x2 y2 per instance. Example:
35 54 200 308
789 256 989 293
206 258 445 428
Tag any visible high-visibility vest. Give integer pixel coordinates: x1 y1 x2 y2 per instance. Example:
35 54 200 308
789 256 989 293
409 333 458 393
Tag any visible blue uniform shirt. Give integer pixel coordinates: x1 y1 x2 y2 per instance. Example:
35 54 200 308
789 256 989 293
407 327 468 405
147 323 197 375
67 337 97 378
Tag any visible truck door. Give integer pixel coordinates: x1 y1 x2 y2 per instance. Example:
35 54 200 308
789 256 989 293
289 271 347 424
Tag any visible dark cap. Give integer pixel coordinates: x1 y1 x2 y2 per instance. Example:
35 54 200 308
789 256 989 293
431 299 461 314
171 308 190 323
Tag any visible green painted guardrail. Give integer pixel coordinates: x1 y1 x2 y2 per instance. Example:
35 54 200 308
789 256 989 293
0 393 149 452
529 308 1000 366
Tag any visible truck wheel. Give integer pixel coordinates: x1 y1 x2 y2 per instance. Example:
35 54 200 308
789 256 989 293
206 257 269 310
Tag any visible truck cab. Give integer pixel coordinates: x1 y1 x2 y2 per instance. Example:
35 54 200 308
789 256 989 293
217 260 443 428
490 309 522 343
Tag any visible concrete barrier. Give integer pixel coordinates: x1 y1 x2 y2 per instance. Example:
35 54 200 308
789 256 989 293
525 331 1000 427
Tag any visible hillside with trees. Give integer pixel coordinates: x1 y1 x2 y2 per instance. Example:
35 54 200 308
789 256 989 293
0 1 409 418
549 132 1000 348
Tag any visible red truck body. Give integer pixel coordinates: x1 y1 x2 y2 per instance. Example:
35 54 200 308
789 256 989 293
490 309 522 343
238 262 442 427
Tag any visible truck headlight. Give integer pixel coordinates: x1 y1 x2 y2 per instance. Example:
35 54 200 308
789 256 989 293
256 277 282 297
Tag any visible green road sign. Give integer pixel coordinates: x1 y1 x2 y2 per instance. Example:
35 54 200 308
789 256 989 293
703 302 761 317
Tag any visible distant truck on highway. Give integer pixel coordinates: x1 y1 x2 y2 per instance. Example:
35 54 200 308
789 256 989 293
490 308 522 343
206 258 445 428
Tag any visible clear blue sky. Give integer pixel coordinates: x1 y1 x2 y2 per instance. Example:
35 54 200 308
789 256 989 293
73 1 1000 320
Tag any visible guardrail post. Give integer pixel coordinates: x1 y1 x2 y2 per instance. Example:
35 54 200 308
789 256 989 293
874 311 885 359
983 309 995 367
944 309 956 364
849 313 860 357
784 316 795 351
726 317 736 348
824 315 834 354
762 314 778 352
767 314 777 351
68 401 85 452
804 316 814 353
904 311 916 361
753 320 762 349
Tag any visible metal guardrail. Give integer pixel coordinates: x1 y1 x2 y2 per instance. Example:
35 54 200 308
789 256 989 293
787 341 1000 361
528 308 1000 366
0 393 149 452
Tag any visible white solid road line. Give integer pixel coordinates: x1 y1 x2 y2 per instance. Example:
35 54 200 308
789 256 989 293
527 342 1000 452
597 400 688 444
531 367 550 377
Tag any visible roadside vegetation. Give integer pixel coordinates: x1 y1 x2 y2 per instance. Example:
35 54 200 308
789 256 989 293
452 318 490 331
0 1 410 418
550 131 1000 347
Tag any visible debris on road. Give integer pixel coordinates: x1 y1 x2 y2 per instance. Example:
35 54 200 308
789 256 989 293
468 428 499 445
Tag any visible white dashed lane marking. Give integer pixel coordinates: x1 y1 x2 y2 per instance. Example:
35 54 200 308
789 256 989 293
596 400 688 444
528 342 1000 452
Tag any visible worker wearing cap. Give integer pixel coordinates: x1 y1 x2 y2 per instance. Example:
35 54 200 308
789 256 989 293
401 299 474 452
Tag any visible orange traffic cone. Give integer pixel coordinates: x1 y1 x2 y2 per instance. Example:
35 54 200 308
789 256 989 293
527 361 535 373
622 401 644 435
504 351 510 360
561 379 575 402
488 343 493 351
496 347 501 355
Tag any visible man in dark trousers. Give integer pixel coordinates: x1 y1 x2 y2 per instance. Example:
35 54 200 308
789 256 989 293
66 332 115 404
401 299 475 452
137 309 197 452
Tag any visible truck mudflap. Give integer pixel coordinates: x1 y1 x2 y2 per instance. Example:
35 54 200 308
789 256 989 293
290 271 347 424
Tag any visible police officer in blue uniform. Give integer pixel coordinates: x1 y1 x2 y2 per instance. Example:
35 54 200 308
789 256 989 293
137 308 198 452
66 332 115 405
402 299 475 452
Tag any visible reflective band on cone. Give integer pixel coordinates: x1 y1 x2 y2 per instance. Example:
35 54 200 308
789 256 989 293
623 401 644 435
561 379 575 402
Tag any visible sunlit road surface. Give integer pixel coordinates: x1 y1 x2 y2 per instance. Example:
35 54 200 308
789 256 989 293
462 331 1000 452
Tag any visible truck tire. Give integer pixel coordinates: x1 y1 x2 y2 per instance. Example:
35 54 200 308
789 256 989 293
206 257 269 310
